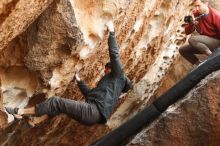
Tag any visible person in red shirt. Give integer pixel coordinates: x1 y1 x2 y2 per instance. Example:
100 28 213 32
179 0 220 65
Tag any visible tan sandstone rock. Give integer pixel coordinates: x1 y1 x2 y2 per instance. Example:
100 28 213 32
0 0 219 145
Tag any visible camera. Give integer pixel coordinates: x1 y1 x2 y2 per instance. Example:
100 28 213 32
184 15 194 24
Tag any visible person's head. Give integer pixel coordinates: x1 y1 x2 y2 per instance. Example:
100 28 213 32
192 0 209 15
104 62 112 75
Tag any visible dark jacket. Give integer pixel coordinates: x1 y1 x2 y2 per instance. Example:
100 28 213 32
77 32 131 123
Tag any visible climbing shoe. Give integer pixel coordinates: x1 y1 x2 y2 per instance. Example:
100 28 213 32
5 107 23 120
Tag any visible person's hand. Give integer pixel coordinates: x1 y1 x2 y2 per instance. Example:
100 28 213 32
181 23 189 27
105 20 114 32
193 20 198 25
75 72 81 82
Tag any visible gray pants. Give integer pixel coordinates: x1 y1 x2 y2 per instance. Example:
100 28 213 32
35 96 101 125
179 35 220 65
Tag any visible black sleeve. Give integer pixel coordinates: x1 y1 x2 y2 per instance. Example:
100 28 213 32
122 76 132 93
77 81 91 97
108 32 124 77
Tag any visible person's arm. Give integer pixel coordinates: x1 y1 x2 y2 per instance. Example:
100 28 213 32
106 21 124 77
77 80 92 97
122 76 132 93
75 73 91 97
184 24 195 35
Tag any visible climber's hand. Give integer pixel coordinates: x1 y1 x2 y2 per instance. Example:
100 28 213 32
75 72 81 82
105 21 114 32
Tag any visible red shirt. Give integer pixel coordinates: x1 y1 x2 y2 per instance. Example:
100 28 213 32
185 7 220 40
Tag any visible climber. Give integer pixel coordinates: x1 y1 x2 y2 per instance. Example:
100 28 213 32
179 0 220 65
5 21 132 126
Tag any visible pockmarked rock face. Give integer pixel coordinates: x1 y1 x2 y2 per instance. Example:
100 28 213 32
0 80 7 129
22 0 82 84
209 0 220 11
70 0 119 47
0 0 220 145
0 0 54 50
